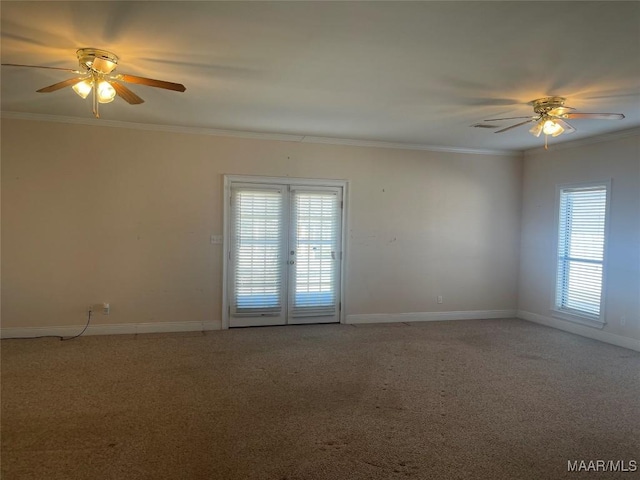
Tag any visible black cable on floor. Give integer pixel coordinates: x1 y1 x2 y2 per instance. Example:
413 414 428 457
2 310 92 341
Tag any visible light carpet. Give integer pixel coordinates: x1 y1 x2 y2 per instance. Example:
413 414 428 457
2 319 639 479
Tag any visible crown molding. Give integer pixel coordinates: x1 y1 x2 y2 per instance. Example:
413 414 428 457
524 127 640 156
1 111 303 143
1 111 520 157
296 135 519 156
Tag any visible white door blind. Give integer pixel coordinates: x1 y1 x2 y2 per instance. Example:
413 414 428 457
556 185 607 320
232 187 284 315
290 190 340 317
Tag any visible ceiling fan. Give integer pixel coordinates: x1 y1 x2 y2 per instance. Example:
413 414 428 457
2 48 186 118
484 96 625 149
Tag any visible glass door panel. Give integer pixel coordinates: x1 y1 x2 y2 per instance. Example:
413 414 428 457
288 186 342 324
229 184 287 327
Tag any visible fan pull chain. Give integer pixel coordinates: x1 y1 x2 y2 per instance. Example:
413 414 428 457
92 77 99 118
544 135 548 150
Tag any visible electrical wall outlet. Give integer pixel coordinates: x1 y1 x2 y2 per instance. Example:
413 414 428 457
437 295 443 304
87 303 110 315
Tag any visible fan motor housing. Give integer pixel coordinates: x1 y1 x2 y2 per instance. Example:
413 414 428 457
76 48 119 74
530 96 566 115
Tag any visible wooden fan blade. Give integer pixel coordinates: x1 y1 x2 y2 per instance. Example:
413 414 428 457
564 113 625 120
36 77 87 93
115 73 186 92
112 82 144 104
495 118 536 133
484 116 535 121
2 63 81 73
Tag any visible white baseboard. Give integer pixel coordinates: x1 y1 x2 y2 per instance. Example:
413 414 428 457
346 309 517 325
1 320 221 339
517 310 640 352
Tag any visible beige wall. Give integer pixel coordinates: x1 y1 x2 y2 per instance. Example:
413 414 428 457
1 118 522 329
519 133 640 341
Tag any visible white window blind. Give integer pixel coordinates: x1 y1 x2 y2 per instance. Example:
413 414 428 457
232 187 284 315
290 190 340 317
555 185 608 321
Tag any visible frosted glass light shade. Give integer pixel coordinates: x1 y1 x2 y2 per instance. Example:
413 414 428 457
542 119 564 136
529 122 543 137
72 79 93 99
97 81 116 103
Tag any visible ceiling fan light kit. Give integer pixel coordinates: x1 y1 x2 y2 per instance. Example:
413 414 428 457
529 118 565 138
484 96 625 149
1 47 186 119
71 49 118 106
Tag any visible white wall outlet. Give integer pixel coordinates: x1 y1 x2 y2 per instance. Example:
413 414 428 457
620 316 626 326
102 303 110 315
437 295 443 304
87 305 94 314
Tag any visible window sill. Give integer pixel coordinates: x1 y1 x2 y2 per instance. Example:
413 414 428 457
551 309 606 329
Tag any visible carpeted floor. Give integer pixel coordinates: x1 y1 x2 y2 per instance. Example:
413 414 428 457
1 318 639 479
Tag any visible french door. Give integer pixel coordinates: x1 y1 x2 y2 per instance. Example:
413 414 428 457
226 179 344 328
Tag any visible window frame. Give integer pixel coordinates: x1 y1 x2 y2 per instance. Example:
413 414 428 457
551 180 611 328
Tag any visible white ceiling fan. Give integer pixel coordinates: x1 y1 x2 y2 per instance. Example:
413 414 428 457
2 48 186 118
484 96 625 149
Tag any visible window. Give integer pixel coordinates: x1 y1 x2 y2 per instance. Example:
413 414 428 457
555 183 609 323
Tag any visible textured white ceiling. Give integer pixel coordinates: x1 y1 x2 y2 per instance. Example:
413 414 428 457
2 1 639 152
